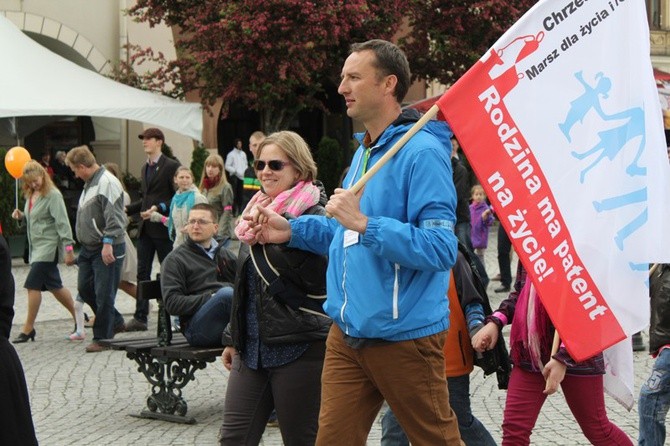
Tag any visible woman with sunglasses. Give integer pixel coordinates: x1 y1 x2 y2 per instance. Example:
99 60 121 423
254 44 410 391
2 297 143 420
220 131 331 445
199 154 234 243
11 160 79 343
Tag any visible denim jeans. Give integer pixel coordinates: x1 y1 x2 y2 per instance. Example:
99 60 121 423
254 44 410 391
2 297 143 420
77 244 125 340
639 348 670 445
135 235 173 323
381 374 497 446
184 287 233 347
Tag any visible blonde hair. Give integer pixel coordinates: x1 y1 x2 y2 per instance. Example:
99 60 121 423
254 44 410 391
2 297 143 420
471 184 485 198
199 154 229 191
257 131 317 181
250 131 265 142
21 160 55 198
65 145 96 168
103 162 127 192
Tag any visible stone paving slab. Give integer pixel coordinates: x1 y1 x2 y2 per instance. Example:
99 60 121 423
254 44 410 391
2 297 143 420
9 228 652 445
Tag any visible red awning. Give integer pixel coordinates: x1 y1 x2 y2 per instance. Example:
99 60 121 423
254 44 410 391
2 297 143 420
655 68 670 82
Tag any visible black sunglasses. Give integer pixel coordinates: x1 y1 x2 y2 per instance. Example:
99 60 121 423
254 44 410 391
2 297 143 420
254 159 290 171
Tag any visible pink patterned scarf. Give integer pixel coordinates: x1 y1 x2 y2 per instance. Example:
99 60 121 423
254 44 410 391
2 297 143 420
509 280 551 371
235 180 321 244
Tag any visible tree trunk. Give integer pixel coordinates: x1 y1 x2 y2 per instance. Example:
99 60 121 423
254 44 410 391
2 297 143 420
262 107 300 133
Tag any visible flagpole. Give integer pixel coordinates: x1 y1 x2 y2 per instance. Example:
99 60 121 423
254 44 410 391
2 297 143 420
348 105 439 195
550 331 560 356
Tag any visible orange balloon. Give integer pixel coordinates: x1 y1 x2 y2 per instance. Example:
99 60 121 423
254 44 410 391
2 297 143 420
4 146 31 179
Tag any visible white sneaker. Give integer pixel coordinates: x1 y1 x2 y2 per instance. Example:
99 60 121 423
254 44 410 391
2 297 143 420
68 331 85 341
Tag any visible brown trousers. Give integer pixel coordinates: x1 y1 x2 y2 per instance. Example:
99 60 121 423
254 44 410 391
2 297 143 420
316 324 464 445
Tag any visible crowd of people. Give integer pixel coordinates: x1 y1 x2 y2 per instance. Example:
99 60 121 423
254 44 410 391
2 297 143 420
2 38 665 446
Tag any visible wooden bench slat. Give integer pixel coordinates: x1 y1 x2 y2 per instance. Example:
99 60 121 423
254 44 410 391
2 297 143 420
151 346 224 361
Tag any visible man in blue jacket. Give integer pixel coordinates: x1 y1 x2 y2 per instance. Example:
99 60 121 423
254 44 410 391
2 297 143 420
251 40 463 445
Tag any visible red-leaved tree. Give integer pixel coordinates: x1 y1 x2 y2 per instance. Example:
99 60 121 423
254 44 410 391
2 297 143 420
400 0 539 86
127 0 404 132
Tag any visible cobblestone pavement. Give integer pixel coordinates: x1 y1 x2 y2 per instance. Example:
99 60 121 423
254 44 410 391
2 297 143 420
10 227 653 445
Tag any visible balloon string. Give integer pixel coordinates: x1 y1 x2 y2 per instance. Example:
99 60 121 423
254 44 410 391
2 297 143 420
15 178 18 210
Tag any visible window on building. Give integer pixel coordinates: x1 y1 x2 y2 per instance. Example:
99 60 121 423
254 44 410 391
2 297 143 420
648 0 662 29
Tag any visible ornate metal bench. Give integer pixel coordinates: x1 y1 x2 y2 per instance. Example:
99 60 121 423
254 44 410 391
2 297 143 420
100 278 223 424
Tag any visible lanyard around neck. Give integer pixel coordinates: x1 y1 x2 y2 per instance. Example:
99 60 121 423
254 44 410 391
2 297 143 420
360 147 371 177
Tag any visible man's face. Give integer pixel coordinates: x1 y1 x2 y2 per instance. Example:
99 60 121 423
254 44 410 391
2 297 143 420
338 50 389 123
70 164 89 181
186 209 218 244
249 136 263 159
142 137 162 157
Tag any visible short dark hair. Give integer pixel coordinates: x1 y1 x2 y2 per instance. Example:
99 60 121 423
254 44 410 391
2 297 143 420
190 203 219 222
350 39 411 103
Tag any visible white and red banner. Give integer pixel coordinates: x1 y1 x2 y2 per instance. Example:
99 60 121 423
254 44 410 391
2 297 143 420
438 0 670 365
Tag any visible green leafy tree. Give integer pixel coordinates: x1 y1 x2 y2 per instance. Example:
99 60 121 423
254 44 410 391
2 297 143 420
400 0 539 85
126 0 404 132
190 143 209 183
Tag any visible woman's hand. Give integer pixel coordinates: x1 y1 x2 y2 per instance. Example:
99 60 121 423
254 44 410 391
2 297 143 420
472 321 499 353
542 358 567 395
11 209 23 220
249 205 291 244
222 346 237 371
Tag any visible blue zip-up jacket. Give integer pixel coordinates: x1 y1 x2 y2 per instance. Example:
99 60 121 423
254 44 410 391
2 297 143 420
288 110 458 341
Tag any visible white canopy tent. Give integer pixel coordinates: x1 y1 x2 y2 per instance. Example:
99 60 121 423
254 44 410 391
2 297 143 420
0 14 202 141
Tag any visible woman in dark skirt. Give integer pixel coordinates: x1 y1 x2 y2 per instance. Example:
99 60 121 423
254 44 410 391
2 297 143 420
11 160 78 342
0 235 39 445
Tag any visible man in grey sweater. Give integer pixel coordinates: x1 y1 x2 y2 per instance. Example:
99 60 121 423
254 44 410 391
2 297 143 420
65 146 127 353
160 203 233 347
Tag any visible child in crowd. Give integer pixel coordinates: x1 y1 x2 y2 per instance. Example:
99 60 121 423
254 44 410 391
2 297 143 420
469 184 493 267
150 166 207 247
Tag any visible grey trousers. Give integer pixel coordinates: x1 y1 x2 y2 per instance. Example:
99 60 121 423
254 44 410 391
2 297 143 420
219 341 325 446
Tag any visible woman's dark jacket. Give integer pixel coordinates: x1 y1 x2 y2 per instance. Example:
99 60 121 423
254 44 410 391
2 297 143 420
222 199 331 350
650 264 670 354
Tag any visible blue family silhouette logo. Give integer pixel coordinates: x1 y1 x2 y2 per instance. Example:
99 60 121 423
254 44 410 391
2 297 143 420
560 71 648 253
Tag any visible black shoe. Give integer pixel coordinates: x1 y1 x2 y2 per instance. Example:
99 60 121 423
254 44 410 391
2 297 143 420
124 318 148 332
13 329 36 343
494 286 511 293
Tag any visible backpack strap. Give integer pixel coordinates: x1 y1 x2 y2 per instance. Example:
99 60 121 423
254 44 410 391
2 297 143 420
250 243 327 316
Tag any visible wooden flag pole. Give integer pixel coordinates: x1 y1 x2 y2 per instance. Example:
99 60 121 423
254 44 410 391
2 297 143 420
348 105 439 195
550 330 560 356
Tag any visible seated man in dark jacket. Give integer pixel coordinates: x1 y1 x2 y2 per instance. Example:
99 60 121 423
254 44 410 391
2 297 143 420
160 203 234 347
